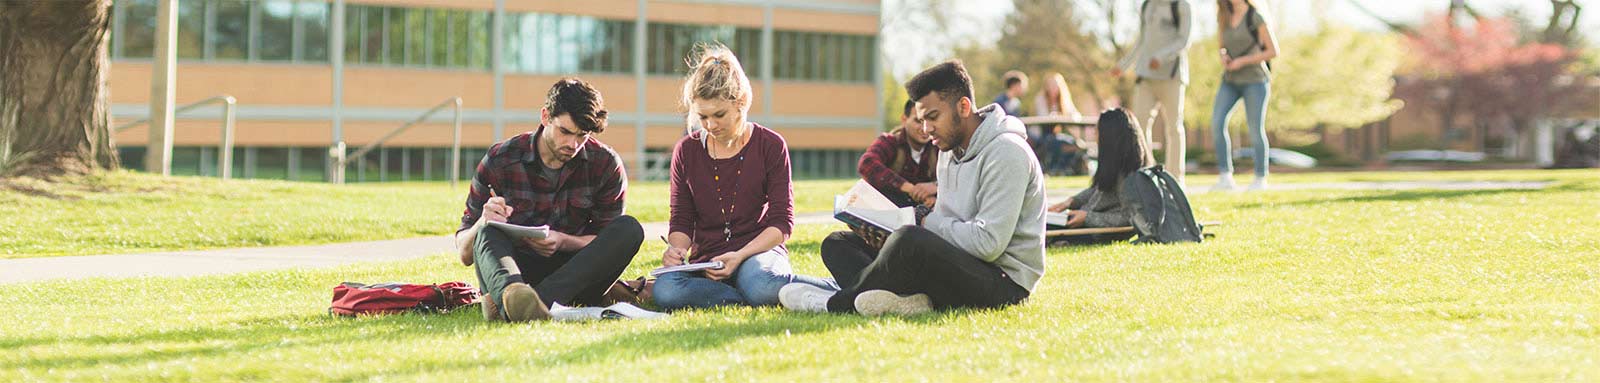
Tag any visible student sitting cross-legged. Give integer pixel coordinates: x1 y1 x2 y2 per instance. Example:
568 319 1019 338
816 100 941 285
456 78 644 322
780 60 1047 316
649 45 839 310
1047 108 1155 244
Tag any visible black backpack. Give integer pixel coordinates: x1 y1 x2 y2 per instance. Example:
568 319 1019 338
1118 165 1203 244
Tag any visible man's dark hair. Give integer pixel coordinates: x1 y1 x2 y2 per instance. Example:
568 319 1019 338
901 99 916 117
544 77 608 133
904 60 974 109
1002 70 1028 89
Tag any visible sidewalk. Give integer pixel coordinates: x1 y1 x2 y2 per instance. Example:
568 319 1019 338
1 180 1549 284
0 212 839 284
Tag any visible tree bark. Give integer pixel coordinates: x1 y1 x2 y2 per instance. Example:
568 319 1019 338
0 0 117 179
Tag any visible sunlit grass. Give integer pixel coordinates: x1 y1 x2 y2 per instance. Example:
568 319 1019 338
3 170 1596 380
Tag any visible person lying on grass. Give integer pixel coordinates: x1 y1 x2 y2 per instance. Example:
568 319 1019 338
1045 108 1155 244
651 45 839 310
455 78 645 322
779 60 1047 316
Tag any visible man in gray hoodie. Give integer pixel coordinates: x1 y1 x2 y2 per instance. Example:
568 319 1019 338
1114 0 1193 183
780 60 1046 315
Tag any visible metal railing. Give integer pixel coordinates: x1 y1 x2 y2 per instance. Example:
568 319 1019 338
331 96 462 187
115 95 238 180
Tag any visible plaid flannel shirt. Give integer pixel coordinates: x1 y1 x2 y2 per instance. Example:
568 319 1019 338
457 126 627 236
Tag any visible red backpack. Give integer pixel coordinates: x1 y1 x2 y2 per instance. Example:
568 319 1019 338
329 281 479 316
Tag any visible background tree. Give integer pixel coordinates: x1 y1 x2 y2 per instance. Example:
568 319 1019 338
0 0 118 178
1394 13 1588 153
1184 25 1406 149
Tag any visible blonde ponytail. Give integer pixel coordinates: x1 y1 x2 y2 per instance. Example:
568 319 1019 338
681 44 754 112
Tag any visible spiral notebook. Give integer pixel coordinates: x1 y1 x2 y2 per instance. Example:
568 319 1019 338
648 261 726 277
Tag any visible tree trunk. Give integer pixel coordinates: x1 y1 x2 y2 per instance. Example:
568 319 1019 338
0 0 117 179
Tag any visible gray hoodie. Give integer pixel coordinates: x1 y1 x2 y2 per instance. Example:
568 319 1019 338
1116 0 1194 83
923 104 1047 292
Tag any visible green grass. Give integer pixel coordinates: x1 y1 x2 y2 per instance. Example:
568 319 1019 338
3 169 1597 381
0 172 855 258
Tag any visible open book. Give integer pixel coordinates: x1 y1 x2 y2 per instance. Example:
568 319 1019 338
649 261 725 277
834 180 915 236
549 302 668 321
1046 211 1071 227
485 221 549 240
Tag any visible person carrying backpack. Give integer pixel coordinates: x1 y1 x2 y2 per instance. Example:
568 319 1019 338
1210 0 1280 192
1048 108 1153 242
1112 0 1194 185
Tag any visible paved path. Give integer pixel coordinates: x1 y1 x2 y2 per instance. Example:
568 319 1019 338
1 180 1551 284
0 212 838 284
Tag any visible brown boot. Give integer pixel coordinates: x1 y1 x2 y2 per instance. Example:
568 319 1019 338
500 283 551 322
481 291 501 321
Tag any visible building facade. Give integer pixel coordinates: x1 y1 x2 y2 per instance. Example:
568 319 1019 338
109 0 883 181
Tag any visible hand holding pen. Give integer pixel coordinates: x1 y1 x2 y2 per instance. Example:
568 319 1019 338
481 184 513 224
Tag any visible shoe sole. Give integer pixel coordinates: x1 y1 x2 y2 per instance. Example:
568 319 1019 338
854 290 931 316
779 284 831 313
501 283 551 322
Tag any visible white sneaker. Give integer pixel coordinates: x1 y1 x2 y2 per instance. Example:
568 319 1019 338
779 283 834 313
854 290 932 316
1210 174 1237 193
1248 178 1269 191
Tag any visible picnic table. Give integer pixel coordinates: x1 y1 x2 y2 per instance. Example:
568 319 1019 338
1018 115 1098 174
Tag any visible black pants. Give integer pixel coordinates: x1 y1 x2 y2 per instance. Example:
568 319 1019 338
473 215 643 308
824 225 1030 313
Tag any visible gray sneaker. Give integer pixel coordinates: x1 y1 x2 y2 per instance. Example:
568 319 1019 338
853 290 932 316
500 282 551 322
779 283 835 313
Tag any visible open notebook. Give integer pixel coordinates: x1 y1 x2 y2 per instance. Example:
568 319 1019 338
549 302 668 321
649 261 725 277
833 180 914 237
485 221 549 240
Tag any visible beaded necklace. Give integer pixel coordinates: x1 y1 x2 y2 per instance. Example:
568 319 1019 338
704 125 750 243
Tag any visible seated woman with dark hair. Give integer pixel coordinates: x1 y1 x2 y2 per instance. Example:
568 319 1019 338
1048 108 1155 240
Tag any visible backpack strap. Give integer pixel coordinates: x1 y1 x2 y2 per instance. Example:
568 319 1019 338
1244 5 1272 71
1168 2 1182 78
1169 1 1180 30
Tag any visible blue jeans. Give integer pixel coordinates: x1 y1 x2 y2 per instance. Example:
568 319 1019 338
1210 80 1271 177
651 249 839 310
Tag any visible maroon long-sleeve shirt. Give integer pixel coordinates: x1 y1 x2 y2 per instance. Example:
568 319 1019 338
668 123 795 263
858 129 938 207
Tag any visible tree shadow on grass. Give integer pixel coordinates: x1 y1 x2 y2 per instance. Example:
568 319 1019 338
1234 182 1588 210
3 310 485 371
332 307 983 380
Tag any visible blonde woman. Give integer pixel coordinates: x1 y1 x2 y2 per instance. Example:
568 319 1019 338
1210 0 1278 191
1032 73 1081 120
652 45 837 310
1032 73 1085 175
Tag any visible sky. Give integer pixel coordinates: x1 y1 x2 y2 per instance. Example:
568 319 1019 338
884 0 1600 76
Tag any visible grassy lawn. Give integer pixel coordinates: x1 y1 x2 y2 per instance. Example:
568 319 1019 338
3 169 1596 381
0 171 855 258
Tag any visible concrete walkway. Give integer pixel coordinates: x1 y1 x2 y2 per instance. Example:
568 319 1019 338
0 212 839 284
0 180 1551 284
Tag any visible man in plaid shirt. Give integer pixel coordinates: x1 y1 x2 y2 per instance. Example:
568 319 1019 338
454 78 644 322
858 100 939 208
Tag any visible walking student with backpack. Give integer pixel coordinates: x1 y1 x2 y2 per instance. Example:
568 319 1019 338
1209 0 1280 191
1113 0 1194 184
